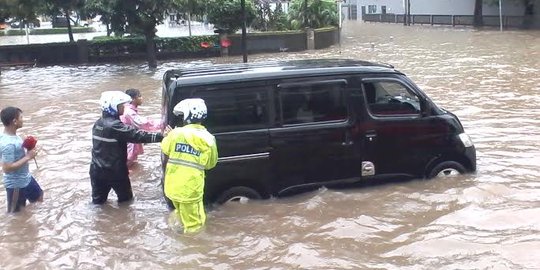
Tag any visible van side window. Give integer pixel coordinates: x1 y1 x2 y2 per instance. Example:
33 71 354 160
196 88 269 133
280 83 347 125
363 81 421 116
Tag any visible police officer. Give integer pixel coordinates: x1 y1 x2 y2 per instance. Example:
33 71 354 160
90 91 166 205
161 98 218 233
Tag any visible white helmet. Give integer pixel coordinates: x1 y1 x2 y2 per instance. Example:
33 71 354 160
173 98 207 124
100 91 131 116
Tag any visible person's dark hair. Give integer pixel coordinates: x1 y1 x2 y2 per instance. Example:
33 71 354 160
0 106 22 126
125 88 141 99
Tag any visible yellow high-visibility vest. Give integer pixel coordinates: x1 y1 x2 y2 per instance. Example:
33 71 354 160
161 124 218 202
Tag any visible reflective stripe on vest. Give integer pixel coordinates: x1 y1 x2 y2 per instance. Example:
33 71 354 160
168 158 205 171
93 135 117 142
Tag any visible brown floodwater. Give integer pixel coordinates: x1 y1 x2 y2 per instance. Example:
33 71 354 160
1 21 539 269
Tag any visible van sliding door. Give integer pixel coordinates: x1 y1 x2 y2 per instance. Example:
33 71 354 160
270 78 362 195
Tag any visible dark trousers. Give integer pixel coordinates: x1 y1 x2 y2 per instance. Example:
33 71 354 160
90 171 133 204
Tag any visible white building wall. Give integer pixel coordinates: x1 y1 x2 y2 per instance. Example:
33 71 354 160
350 0 525 19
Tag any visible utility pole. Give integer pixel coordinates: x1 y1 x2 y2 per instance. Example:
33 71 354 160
241 0 248 62
304 0 308 27
499 0 503 31
407 0 411 26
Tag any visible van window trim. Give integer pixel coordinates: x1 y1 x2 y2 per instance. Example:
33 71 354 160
360 77 423 119
277 79 348 89
270 118 350 132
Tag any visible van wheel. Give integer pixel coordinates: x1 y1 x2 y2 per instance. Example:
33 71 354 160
427 161 466 179
216 186 262 205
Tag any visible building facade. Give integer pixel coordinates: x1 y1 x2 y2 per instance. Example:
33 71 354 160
343 0 526 20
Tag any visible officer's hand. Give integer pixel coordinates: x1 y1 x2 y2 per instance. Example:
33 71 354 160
163 125 172 137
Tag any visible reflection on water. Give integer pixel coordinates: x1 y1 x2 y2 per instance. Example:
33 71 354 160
1 21 539 269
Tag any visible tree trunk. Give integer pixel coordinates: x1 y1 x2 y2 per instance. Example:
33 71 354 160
473 0 483 27
188 13 192 37
145 32 157 68
106 23 111 36
65 12 74 42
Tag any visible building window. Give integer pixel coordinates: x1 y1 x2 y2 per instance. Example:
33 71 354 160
368 5 377 14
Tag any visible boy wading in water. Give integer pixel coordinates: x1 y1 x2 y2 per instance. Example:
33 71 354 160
161 98 218 233
0 107 43 213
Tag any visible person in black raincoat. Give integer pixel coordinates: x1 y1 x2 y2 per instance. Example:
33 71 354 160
90 91 167 204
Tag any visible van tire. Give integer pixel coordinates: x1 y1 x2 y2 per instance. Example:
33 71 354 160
216 186 262 205
427 161 466 179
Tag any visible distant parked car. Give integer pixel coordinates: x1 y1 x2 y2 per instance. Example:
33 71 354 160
52 17 69 28
9 19 40 28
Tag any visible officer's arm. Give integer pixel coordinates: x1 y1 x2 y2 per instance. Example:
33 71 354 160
112 120 163 143
161 134 171 172
204 139 218 170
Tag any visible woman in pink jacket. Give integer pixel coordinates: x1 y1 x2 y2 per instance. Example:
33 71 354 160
120 89 162 167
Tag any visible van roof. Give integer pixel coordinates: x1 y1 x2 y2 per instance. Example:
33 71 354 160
165 59 400 87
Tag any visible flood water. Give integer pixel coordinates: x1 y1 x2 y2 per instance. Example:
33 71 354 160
1 21 539 269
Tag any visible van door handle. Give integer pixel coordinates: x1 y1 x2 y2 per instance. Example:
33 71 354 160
365 130 377 142
342 130 354 146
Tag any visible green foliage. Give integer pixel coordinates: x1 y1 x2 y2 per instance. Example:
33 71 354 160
206 0 256 33
83 0 113 23
251 0 288 31
172 0 206 17
110 0 174 37
156 36 220 52
0 0 44 25
87 35 219 57
287 0 338 30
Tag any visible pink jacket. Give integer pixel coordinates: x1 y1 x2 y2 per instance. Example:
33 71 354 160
120 103 162 162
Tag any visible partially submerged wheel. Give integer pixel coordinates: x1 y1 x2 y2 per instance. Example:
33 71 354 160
216 186 262 205
427 161 466 179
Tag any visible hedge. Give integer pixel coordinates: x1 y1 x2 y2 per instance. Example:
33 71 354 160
0 27 94 36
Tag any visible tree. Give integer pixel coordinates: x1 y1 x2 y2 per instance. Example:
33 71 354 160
288 0 338 30
0 0 44 27
206 0 256 33
43 0 86 42
83 0 115 36
172 0 205 36
110 0 175 68
251 0 288 31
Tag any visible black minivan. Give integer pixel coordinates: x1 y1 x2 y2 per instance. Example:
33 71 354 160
161 59 476 205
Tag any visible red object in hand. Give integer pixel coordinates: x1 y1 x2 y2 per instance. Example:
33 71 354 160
23 136 39 168
23 136 37 150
